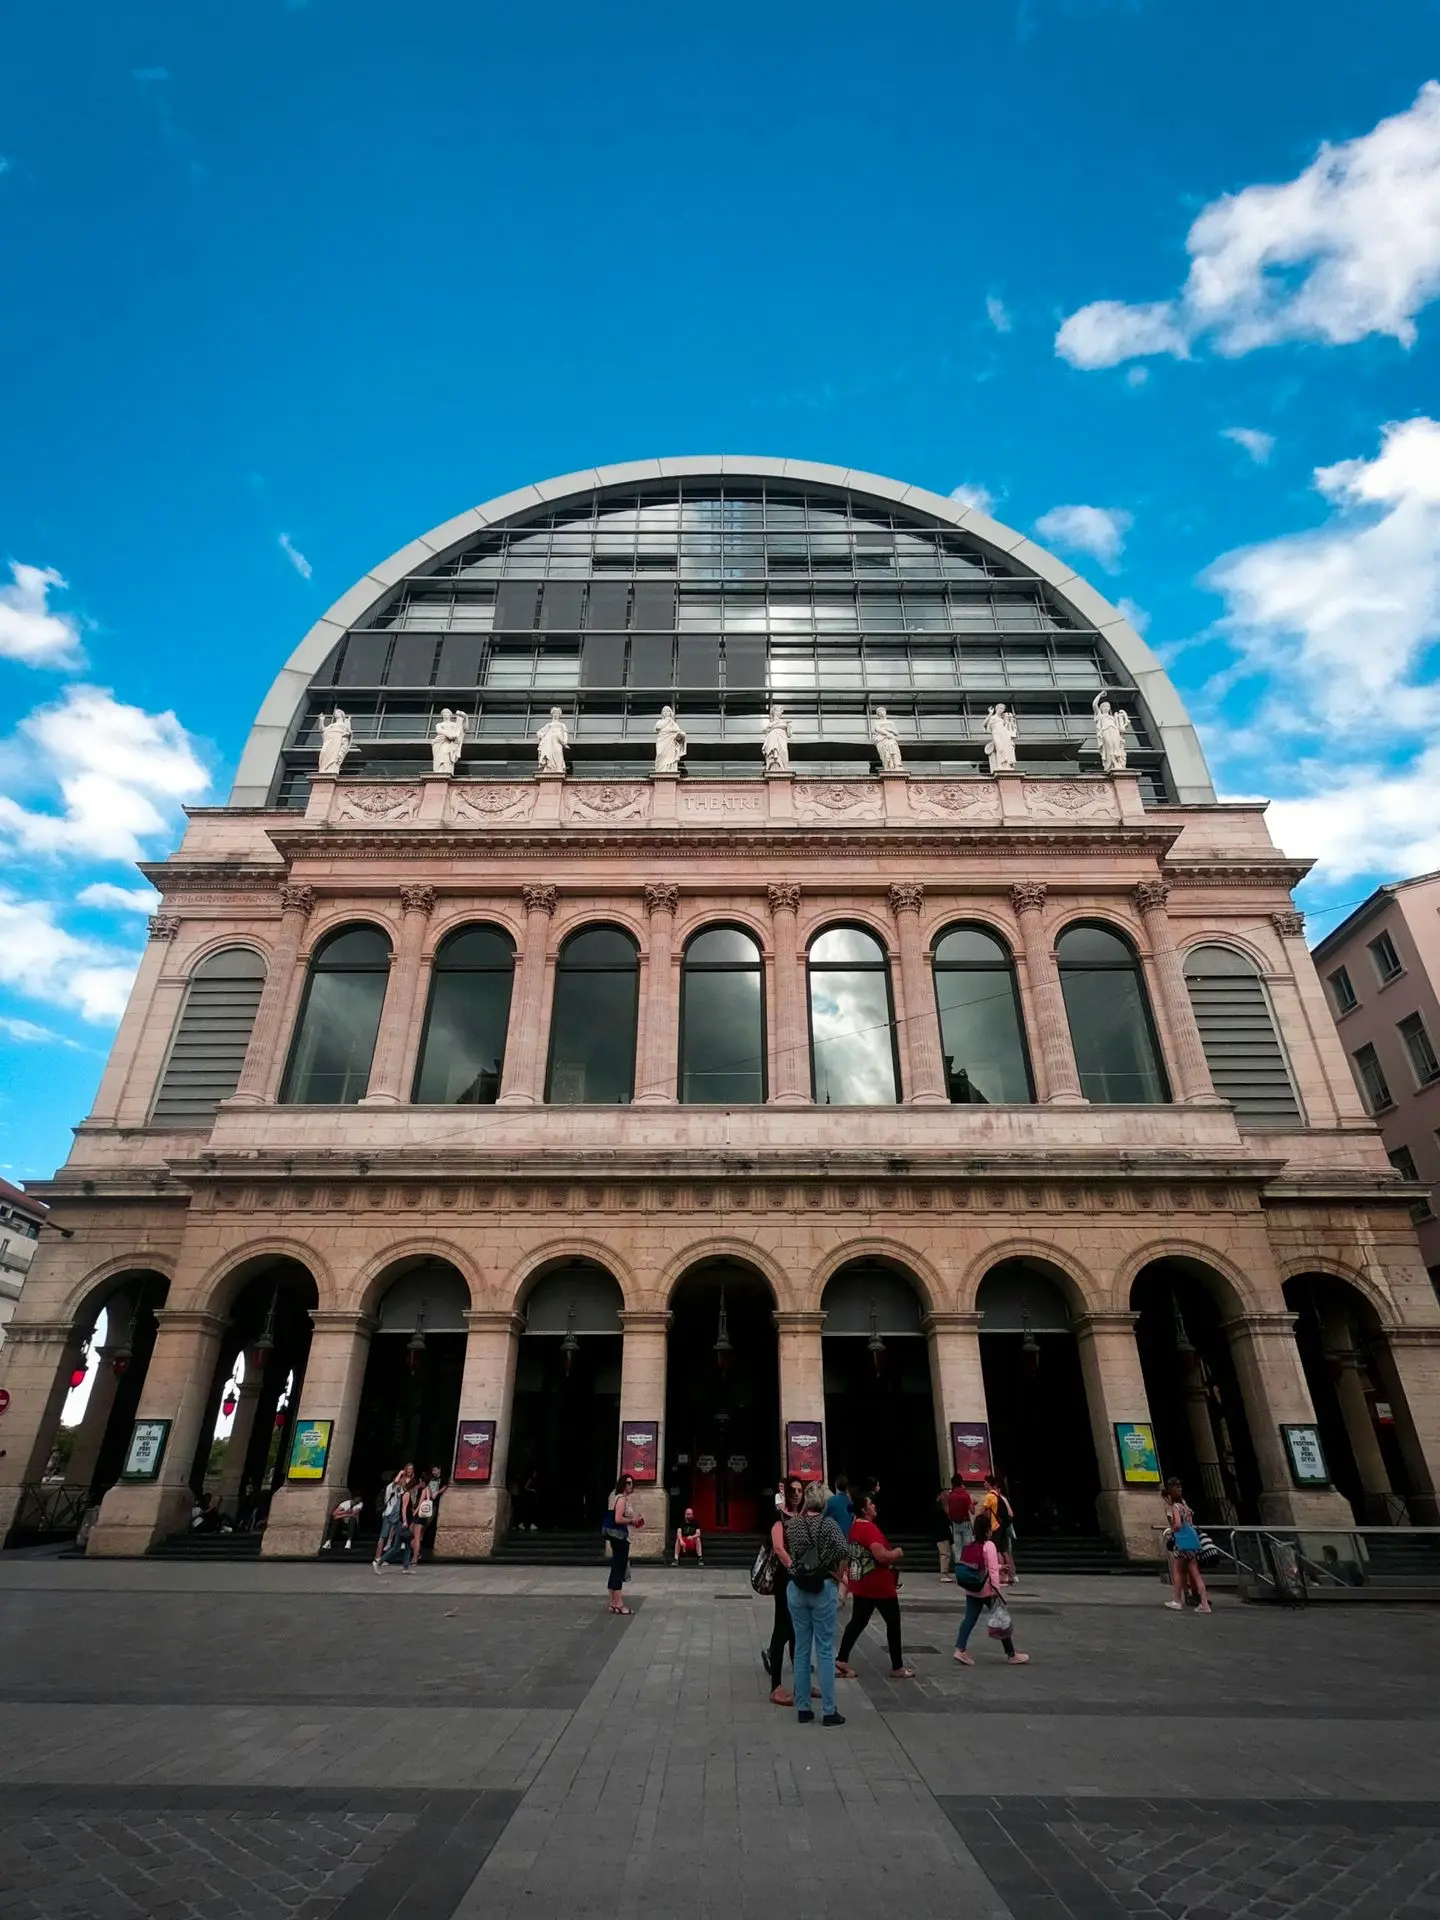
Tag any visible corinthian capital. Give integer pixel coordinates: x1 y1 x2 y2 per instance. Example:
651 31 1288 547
147 914 181 942
767 883 801 914
1010 881 1047 916
644 883 680 917
1134 880 1171 915
279 885 316 918
887 882 925 916
399 885 437 917
522 884 558 917
1271 909 1306 937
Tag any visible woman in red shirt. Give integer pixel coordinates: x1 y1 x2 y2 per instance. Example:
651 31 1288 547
834 1491 915 1679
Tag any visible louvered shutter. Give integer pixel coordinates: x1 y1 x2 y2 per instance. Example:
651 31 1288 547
152 949 266 1124
1184 946 1301 1127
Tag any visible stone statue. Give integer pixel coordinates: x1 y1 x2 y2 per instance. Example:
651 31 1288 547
430 708 468 776
870 706 903 773
761 706 791 774
536 707 570 775
983 703 1019 775
653 705 688 774
1093 692 1131 773
317 708 353 776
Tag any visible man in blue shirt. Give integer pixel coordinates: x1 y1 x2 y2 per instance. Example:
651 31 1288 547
823 1473 854 1538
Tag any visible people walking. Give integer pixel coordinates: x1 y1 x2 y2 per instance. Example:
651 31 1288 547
1162 1477 1212 1613
782 1482 849 1726
953 1511 1030 1666
945 1474 974 1570
373 1466 412 1572
836 1490 913 1679
761 1477 806 1705
823 1473 854 1538
603 1473 643 1614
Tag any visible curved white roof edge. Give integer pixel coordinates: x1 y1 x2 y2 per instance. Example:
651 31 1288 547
229 456 1215 807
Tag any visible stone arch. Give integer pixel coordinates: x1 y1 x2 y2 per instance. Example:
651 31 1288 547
927 906 1023 961
505 1237 641 1315
422 907 524 963
550 907 648 959
354 1239 483 1320
674 905 772 959
957 1237 1101 1316
1118 1241 1258 1321
658 1237 787 1311
175 932 273 978
1053 907 1149 954
799 906 896 958
1175 927 1277 978
1274 1253 1398 1328
60 1253 177 1330
299 911 398 962
810 1239 943 1317
193 1238 336 1318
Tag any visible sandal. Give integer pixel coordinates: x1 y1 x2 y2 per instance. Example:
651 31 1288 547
890 1667 916 1678
835 1662 859 1678
953 1650 974 1666
769 1687 794 1706
609 1606 632 1616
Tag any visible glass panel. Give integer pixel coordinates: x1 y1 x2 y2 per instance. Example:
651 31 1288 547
282 969 387 1104
934 968 1032 1103
934 927 1009 967
809 966 897 1105
681 967 764 1103
562 927 637 968
1056 924 1134 967
435 926 514 970
686 927 761 966
547 966 638 1103
316 927 389 969
1059 969 1167 1103
810 926 885 966
414 967 514 1104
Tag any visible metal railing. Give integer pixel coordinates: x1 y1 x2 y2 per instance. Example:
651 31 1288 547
1220 1525 1440 1601
8 1481 92 1539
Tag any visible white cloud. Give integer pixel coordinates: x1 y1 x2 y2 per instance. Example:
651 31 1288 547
0 563 83 667
1265 748 1440 880
279 533 312 580
0 890 138 1022
77 882 162 914
1202 416 1440 735
1034 503 1133 571
949 483 995 515
1057 83 1440 366
0 1015 82 1049
1223 427 1275 464
0 683 209 863
985 294 1012 334
1116 597 1151 634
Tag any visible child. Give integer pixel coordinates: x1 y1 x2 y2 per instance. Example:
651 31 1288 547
672 1507 704 1566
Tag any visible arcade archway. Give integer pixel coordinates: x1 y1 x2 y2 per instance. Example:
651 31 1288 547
1131 1259 1261 1524
197 1258 318 1522
976 1259 1100 1535
348 1259 470 1510
508 1262 623 1531
666 1262 778 1534
822 1260 936 1529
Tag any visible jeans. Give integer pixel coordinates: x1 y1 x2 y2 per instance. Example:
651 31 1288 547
787 1580 838 1718
839 1595 904 1669
767 1572 795 1686
950 1520 974 1557
375 1518 401 1563
956 1594 1014 1657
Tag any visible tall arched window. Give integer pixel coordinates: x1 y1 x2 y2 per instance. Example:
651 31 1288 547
680 927 766 1104
152 947 267 1123
1184 944 1301 1126
281 925 390 1105
932 926 1033 1104
808 925 899 1105
1056 923 1169 1104
546 926 639 1104
413 925 516 1105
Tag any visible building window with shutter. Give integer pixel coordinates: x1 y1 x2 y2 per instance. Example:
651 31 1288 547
1398 1013 1440 1088
151 947 267 1124
1182 944 1302 1128
1354 1043 1394 1114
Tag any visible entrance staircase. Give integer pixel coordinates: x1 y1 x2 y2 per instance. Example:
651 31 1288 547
147 1530 263 1562
491 1528 765 1569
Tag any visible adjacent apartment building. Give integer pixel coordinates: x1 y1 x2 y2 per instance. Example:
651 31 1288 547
1314 874 1440 1293
0 1179 46 1348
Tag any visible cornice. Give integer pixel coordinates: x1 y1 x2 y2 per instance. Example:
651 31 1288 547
137 862 287 895
1163 858 1315 889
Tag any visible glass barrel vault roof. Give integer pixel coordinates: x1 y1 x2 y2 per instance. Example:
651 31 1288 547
231 459 1214 808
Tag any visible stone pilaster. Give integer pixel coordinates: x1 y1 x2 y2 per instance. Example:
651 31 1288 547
766 883 810 1105
1072 1312 1167 1559
888 883 948 1105
0 1320 86 1541
616 1310 671 1554
923 1311 987 1489
1133 881 1221 1104
361 885 435 1104
215 1367 265 1511
261 1311 376 1557
635 885 680 1105
1223 1312 1356 1528
497 884 557 1105
774 1309 826 1472
434 1310 525 1557
1010 883 1085 1105
1373 1327 1440 1524
230 884 316 1105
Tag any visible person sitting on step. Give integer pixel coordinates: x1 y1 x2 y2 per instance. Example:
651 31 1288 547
673 1508 704 1566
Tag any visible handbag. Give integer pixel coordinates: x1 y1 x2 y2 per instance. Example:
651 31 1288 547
1171 1521 1202 1554
847 1541 877 1583
987 1597 1013 1638
750 1542 778 1595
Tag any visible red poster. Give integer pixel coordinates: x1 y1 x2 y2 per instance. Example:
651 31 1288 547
452 1419 495 1483
621 1420 659 1484
951 1421 992 1484
785 1421 825 1483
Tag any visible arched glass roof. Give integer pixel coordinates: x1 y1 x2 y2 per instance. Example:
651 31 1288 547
232 458 1213 807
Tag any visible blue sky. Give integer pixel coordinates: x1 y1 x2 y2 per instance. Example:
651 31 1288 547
3 0 1440 1178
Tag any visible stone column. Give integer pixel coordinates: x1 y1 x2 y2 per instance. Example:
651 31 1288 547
63 1343 127 1494
1313 1301 1396 1522
88 1309 229 1556
1270 908 1368 1124
261 1311 376 1556
1223 1312 1356 1527
616 1311 671 1555
1132 881 1221 1104
635 885 679 1105
230 884 316 1105
362 885 435 1104
497 885 557 1105
0 1321 85 1541
767 884 810 1105
774 1309 826 1474
1010 883 1085 1104
434 1310 524 1558
888 883 948 1105
215 1366 265 1512
1371 1329 1440 1525
86 918 178 1125
1072 1313 1169 1558
1181 1363 1237 1523
923 1311 987 1488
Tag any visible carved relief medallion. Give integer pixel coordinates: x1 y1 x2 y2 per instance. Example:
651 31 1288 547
449 783 535 825
335 784 421 824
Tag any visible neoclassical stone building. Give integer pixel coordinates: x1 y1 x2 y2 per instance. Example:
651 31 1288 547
3 458 1438 1562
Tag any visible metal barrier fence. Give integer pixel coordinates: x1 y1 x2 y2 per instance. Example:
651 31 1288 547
9 1481 92 1540
1210 1525 1440 1602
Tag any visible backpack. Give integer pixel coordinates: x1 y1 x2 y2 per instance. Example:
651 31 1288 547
418 1492 435 1521
788 1516 829 1594
383 1484 402 1522
954 1544 989 1594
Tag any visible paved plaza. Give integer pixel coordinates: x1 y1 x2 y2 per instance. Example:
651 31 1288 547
0 1557 1437 1919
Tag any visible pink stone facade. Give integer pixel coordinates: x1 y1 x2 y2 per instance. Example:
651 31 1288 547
4 766 1440 1562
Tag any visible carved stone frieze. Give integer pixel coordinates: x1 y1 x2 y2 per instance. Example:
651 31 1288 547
563 782 651 824
1022 779 1114 821
680 788 764 817
794 780 883 822
448 783 535 825
335 784 421 824
908 780 1001 822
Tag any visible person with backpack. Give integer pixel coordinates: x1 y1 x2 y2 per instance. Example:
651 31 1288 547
982 1473 1019 1586
953 1510 1029 1666
781 1481 850 1726
1162 1477 1212 1613
835 1489 914 1680
410 1466 445 1565
760 1477 807 1706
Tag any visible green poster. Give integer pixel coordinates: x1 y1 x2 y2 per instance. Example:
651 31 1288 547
1114 1421 1161 1485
